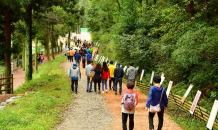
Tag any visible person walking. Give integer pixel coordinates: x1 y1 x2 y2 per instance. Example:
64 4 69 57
101 62 110 93
69 49 74 62
86 48 90 54
75 52 81 67
91 41 94 47
82 52 86 68
89 47 93 57
67 48 70 61
37 54 40 63
121 81 138 130
85 60 94 92
146 75 168 130
69 62 81 94
40 54 44 64
108 61 116 91
126 62 137 90
114 62 124 95
86 51 92 65
93 63 103 94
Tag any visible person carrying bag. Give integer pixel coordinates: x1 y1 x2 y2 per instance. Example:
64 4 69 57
146 75 168 130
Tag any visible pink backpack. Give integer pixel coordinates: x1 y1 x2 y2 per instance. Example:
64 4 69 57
124 91 135 110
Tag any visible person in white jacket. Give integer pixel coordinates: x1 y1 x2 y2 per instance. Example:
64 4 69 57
69 62 81 94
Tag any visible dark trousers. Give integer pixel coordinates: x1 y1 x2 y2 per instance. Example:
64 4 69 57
70 56 73 62
87 61 90 65
122 113 134 130
109 78 115 90
94 81 101 92
82 60 85 68
149 109 164 130
115 78 122 94
71 80 78 93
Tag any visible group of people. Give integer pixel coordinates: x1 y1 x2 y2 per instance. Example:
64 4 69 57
68 53 168 130
36 54 44 64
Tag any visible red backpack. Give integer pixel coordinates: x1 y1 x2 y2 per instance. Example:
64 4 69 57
123 91 135 110
80 49 83 54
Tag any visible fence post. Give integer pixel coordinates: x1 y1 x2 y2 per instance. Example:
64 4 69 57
11 74 13 94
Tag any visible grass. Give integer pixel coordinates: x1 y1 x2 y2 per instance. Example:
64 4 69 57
0 54 73 130
0 65 3 74
137 81 218 130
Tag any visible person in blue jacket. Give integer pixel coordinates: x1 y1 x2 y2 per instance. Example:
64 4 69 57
75 52 81 67
69 62 81 94
146 75 168 130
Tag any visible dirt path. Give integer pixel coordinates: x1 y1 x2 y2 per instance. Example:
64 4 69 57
56 60 114 130
56 46 183 130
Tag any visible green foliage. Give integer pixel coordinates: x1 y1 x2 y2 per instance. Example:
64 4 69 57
0 54 72 129
86 0 218 112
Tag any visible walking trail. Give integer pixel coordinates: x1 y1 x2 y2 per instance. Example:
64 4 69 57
56 47 183 130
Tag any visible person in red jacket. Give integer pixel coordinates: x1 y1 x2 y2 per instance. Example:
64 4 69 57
121 81 138 130
101 62 110 93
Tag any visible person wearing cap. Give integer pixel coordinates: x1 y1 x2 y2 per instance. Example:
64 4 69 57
69 62 81 94
114 62 124 95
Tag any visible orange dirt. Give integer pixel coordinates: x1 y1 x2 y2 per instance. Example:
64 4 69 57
77 47 183 130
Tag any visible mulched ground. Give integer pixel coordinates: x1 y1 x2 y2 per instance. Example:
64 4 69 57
0 94 16 105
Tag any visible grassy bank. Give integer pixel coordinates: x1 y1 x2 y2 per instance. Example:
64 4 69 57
0 54 72 130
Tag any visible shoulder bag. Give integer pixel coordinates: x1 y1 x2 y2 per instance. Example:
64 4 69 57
149 88 164 113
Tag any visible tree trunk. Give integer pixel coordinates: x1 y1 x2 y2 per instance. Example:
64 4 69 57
68 31 70 48
4 7 11 94
46 17 50 62
25 5 33 83
131 0 134 12
146 0 148 4
154 0 157 4
22 42 25 70
51 23 55 59
205 0 210 19
187 0 194 17
35 38 38 71
117 0 121 11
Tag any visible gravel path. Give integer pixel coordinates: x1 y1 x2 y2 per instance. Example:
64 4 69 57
56 60 114 130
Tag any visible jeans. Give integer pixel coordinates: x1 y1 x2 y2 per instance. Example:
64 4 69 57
94 81 101 92
41 59 43 63
102 79 107 91
71 80 78 93
87 76 92 91
115 78 122 94
149 109 164 130
122 113 134 130
70 56 73 62
109 78 115 90
76 60 80 67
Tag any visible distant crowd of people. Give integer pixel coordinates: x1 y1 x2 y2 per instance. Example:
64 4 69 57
68 42 168 130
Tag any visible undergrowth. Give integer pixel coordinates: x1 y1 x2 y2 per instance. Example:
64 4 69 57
0 54 72 130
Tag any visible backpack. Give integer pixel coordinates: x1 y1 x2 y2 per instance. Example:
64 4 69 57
80 49 83 54
123 91 135 110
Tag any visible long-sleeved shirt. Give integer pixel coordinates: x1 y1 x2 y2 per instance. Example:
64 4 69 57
69 66 81 80
126 66 137 80
121 89 138 114
114 67 124 79
85 64 93 76
75 54 81 61
108 65 116 78
146 86 168 109
101 68 110 79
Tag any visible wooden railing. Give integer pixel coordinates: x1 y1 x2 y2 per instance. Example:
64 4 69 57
0 74 14 94
122 78 218 128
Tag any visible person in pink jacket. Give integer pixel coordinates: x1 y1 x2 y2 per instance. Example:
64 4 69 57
101 62 110 93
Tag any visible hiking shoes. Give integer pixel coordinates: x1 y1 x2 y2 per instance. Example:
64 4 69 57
115 92 117 95
102 91 104 93
86 90 88 92
106 90 108 93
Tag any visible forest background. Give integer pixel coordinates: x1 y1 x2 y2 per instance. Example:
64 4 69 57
84 0 218 111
